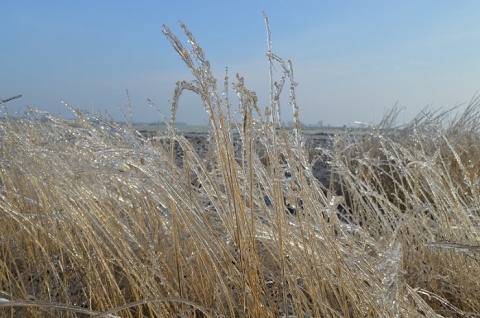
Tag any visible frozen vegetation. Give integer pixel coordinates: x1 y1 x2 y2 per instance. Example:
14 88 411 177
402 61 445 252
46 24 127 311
0 19 479 317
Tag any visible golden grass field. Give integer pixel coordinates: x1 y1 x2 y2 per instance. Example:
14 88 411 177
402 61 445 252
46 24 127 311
1 20 479 317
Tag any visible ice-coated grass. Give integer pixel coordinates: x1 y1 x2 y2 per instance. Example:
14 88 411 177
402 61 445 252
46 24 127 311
0 18 479 317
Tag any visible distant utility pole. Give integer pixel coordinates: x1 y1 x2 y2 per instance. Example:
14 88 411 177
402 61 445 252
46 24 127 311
0 95 22 103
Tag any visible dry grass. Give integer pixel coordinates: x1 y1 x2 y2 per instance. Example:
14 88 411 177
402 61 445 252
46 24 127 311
1 19 479 317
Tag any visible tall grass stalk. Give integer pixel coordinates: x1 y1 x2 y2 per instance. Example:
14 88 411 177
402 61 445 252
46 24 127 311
1 19 479 317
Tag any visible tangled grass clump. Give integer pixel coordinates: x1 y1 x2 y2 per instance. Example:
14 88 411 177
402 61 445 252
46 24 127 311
0 18 479 317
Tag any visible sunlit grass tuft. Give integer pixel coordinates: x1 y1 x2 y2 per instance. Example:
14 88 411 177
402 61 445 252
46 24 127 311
0 18 479 317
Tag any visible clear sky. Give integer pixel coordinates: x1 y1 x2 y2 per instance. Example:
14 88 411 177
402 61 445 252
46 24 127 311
2 1 480 126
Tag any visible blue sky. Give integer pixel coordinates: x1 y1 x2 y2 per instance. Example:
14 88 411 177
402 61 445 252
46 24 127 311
2 1 480 126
